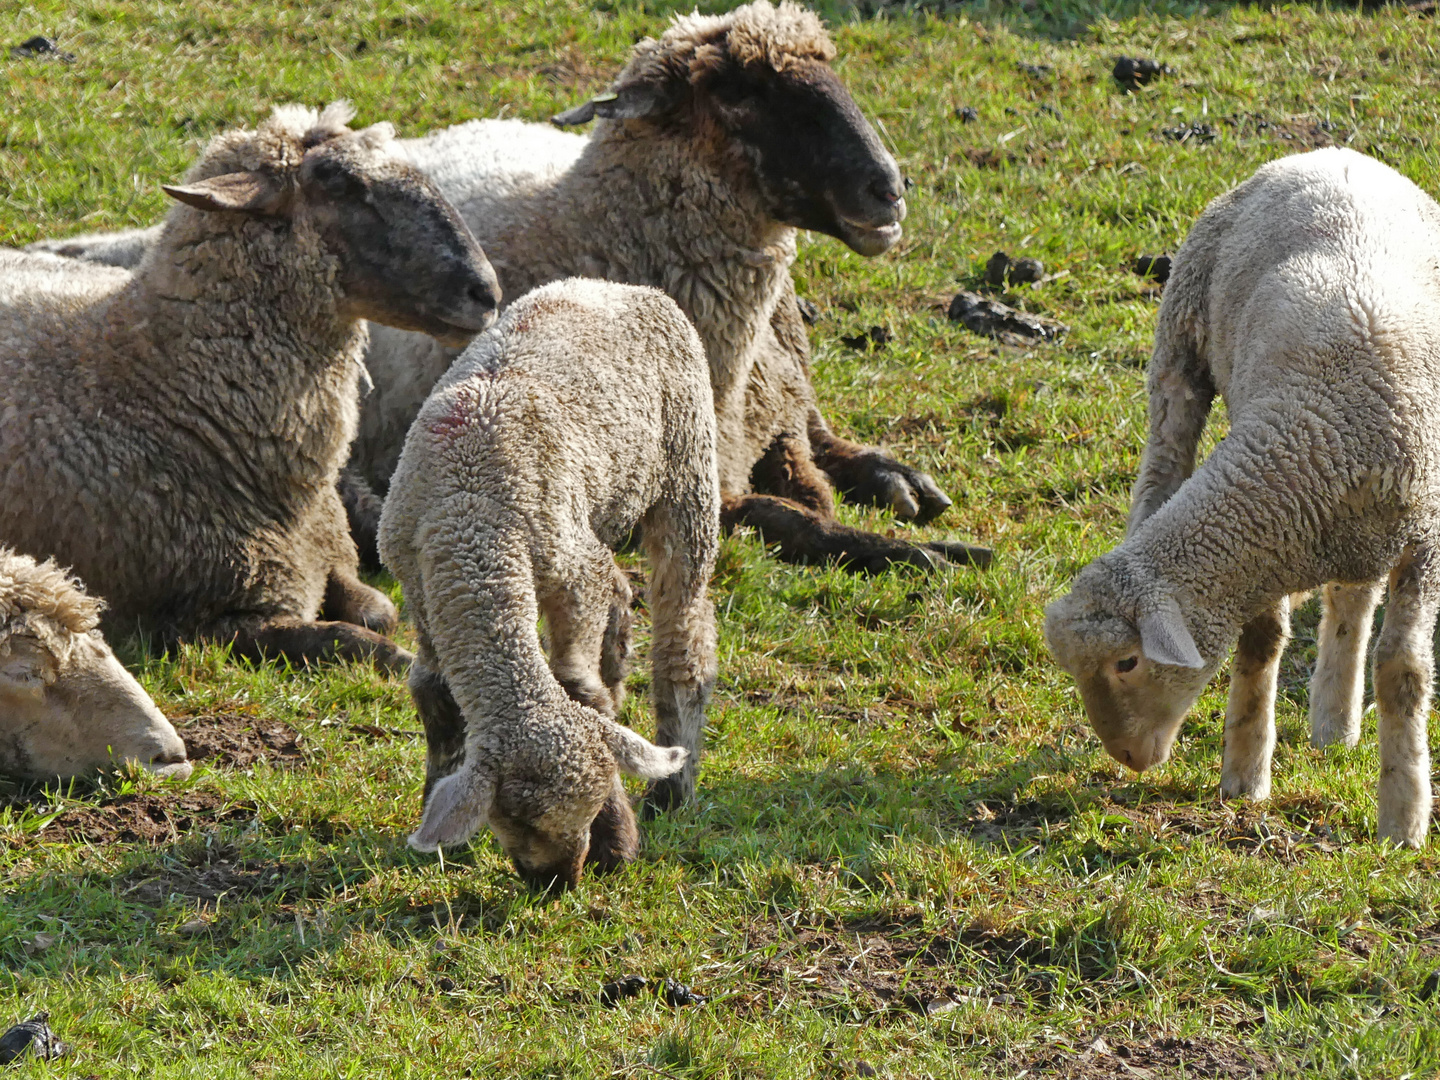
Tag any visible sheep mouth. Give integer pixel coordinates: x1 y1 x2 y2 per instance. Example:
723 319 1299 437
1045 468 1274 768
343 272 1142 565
836 218 903 257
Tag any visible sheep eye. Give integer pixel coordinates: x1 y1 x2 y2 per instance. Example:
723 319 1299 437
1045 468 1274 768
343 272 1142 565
1115 656 1138 674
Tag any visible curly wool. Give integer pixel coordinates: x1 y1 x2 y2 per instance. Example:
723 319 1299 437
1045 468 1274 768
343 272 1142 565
0 547 103 676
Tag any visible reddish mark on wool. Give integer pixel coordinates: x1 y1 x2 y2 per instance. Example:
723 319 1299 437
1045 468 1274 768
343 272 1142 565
429 380 485 440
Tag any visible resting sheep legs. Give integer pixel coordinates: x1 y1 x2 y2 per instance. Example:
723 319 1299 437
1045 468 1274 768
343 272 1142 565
1220 597 1290 801
1310 580 1382 748
1373 547 1437 847
223 615 413 676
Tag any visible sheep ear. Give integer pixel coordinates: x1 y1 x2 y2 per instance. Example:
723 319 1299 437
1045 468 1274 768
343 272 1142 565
552 83 671 127
408 766 495 853
1137 600 1205 669
603 720 687 780
162 171 286 215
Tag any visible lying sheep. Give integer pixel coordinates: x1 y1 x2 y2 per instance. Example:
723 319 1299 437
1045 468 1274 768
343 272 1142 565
1045 147 1440 847
380 279 716 887
27 225 157 268
1 547 190 781
0 103 498 673
42 2 984 575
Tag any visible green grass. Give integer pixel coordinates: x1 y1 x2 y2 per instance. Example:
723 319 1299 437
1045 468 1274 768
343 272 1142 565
6 1 1440 1076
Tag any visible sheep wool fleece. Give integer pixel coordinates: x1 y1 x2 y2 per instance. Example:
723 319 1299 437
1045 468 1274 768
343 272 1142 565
379 279 719 855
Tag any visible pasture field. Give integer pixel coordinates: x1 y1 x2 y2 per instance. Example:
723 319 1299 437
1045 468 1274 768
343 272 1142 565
5 0 1440 1076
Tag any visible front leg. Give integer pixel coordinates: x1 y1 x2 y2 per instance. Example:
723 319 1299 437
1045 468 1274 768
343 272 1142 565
807 409 953 525
322 568 399 635
1310 580 1383 748
1220 598 1290 801
1372 548 1437 847
408 650 467 803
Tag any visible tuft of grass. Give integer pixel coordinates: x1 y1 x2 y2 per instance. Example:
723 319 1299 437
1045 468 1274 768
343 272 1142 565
6 1 1440 1076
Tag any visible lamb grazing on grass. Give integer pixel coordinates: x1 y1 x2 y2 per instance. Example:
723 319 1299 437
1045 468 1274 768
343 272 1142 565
1045 147 1440 847
0 103 499 674
1 547 191 782
380 279 716 888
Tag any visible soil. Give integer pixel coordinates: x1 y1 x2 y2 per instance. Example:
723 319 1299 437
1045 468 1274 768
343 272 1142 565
173 712 305 769
37 791 255 846
1011 1034 1275 1078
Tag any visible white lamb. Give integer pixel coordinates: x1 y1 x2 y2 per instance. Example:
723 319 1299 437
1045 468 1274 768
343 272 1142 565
378 279 717 889
1045 147 1440 847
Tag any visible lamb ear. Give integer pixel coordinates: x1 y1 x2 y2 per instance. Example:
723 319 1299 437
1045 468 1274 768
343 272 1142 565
1137 599 1205 669
603 720 687 780
552 83 671 127
408 765 495 853
162 171 286 215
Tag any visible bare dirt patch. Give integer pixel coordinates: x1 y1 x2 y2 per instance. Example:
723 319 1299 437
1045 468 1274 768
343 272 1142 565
173 712 305 769
38 792 255 846
1010 1034 1276 1078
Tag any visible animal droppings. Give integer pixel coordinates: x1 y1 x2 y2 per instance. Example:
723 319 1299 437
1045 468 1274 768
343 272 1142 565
1017 62 1054 83
0 1014 68 1064
955 105 979 123
947 290 1066 345
660 978 708 1006
9 36 73 61
841 325 892 351
1162 121 1218 144
599 974 648 1007
984 252 1046 289
1133 254 1173 283
796 297 821 324
1113 56 1171 90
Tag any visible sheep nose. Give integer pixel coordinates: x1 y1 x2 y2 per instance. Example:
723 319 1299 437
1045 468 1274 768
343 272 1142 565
1104 737 1161 773
870 179 902 205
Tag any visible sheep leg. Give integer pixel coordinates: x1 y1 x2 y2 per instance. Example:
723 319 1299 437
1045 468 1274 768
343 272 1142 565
408 649 468 802
541 552 628 717
807 410 953 525
221 616 413 676
748 431 837 517
585 774 641 874
321 568 399 635
1372 547 1437 848
721 494 991 574
1126 322 1216 536
641 498 719 814
1220 597 1290 802
337 468 385 575
1310 579 1383 748
598 563 635 713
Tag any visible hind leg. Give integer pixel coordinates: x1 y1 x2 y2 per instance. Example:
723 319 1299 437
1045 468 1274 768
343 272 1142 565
598 563 634 714
1310 580 1382 748
1373 547 1438 847
641 492 719 813
541 547 626 717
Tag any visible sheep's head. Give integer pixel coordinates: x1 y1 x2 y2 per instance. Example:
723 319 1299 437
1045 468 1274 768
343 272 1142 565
162 102 499 347
409 704 686 892
1044 560 1219 774
0 550 191 782
553 1 905 257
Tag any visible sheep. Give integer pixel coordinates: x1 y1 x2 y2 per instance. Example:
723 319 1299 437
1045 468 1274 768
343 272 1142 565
27 225 159 268
379 278 716 886
0 103 499 674
1044 147 1440 847
1 547 191 781
43 2 987 575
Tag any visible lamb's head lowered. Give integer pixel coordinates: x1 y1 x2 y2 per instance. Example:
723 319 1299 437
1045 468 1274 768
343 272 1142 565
554 0 906 256
0 549 191 782
409 701 686 892
1044 558 1221 774
161 102 500 346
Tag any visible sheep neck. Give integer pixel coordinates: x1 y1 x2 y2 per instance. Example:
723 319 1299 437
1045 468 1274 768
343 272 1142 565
112 210 365 497
525 122 795 407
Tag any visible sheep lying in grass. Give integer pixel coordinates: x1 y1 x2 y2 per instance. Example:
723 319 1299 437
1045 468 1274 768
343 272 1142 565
1 547 190 781
380 279 716 887
28 225 158 268
0 103 498 674
42 3 983 575
1045 147 1440 847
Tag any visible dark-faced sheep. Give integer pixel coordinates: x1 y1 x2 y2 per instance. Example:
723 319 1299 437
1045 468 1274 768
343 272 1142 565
0 103 499 673
1 547 190 781
380 279 716 887
1045 148 1440 847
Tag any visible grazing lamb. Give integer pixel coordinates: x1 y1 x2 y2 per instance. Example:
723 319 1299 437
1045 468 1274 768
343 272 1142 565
1 547 191 781
0 103 499 673
380 279 716 887
1045 147 1440 847
43 2 986 575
